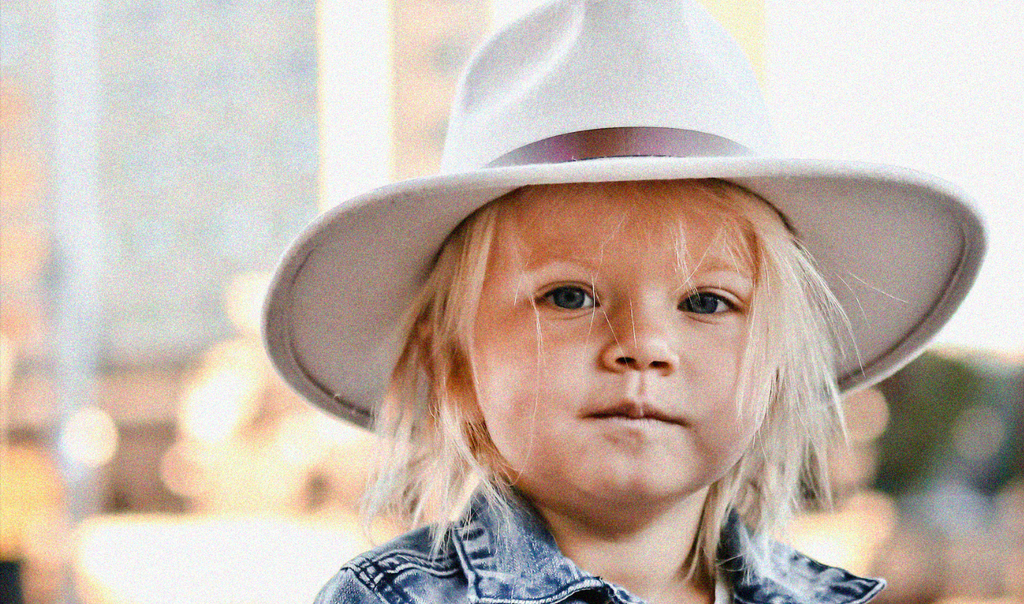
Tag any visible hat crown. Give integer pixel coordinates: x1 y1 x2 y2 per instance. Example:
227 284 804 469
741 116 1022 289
440 0 775 172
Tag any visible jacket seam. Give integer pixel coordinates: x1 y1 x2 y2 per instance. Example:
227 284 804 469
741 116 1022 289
351 548 461 573
341 567 391 604
731 577 885 604
347 552 464 604
471 577 608 604
353 563 414 604
846 579 887 604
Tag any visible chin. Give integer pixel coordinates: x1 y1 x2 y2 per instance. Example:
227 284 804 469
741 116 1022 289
578 466 708 508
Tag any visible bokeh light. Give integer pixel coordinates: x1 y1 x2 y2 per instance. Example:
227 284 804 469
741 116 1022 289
844 387 890 443
73 515 371 604
158 439 213 500
952 405 1007 463
0 332 16 395
222 272 271 336
58 407 119 469
177 341 267 444
790 491 899 576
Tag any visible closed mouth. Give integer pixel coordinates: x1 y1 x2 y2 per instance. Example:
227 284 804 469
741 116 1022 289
587 401 683 425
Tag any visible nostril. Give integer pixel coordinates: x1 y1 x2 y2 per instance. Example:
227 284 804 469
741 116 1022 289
616 356 636 367
606 352 676 373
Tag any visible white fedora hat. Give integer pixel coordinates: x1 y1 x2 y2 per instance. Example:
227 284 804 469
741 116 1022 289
264 0 986 427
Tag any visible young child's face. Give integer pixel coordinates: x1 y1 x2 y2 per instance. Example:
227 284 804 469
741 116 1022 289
471 182 767 521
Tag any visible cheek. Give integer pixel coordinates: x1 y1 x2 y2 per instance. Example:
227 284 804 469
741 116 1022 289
699 329 772 462
677 315 748 371
711 323 749 374
698 401 766 473
473 307 586 409
472 329 589 468
471 338 540 450
473 331 537 411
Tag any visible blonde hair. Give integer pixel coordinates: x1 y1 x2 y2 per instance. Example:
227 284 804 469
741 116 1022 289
364 179 850 575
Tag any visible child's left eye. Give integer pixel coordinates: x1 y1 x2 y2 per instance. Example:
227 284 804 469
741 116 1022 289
679 292 732 314
543 286 596 310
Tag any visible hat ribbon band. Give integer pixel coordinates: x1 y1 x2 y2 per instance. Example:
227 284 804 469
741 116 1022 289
487 127 753 167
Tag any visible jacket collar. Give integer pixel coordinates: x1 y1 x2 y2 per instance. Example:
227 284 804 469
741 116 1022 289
451 492 884 604
451 492 640 604
718 513 885 604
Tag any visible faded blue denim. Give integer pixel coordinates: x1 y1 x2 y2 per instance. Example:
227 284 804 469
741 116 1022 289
315 493 884 604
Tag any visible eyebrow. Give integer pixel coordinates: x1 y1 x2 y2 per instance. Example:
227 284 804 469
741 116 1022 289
520 257 601 276
676 267 753 289
522 255 754 288
675 246 754 278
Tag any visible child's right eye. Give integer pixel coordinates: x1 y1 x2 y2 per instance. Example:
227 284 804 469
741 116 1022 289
543 286 596 310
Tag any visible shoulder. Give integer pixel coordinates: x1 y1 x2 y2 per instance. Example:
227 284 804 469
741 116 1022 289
720 515 885 604
729 542 885 604
314 525 469 604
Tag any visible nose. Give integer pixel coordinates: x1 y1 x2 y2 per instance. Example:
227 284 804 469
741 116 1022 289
599 310 679 376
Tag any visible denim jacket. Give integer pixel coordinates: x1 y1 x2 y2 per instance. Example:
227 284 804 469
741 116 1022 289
315 494 884 604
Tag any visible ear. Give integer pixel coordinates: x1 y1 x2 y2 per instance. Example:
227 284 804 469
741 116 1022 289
408 313 436 380
445 345 485 422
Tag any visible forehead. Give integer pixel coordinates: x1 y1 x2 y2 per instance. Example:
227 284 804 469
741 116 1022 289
493 180 758 270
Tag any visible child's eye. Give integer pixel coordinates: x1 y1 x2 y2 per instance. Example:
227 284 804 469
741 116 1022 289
679 292 732 315
543 286 596 310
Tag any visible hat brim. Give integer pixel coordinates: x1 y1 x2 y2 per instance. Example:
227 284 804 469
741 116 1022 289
263 156 985 427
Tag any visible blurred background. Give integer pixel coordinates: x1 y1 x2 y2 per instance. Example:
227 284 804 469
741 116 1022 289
0 0 1021 603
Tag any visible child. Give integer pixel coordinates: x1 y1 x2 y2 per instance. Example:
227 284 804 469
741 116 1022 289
262 1 986 602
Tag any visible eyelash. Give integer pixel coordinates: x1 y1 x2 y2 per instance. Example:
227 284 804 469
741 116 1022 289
540 286 737 315
541 285 597 310
678 292 735 315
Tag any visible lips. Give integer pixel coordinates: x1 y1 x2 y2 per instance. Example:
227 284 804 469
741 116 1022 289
586 400 684 425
